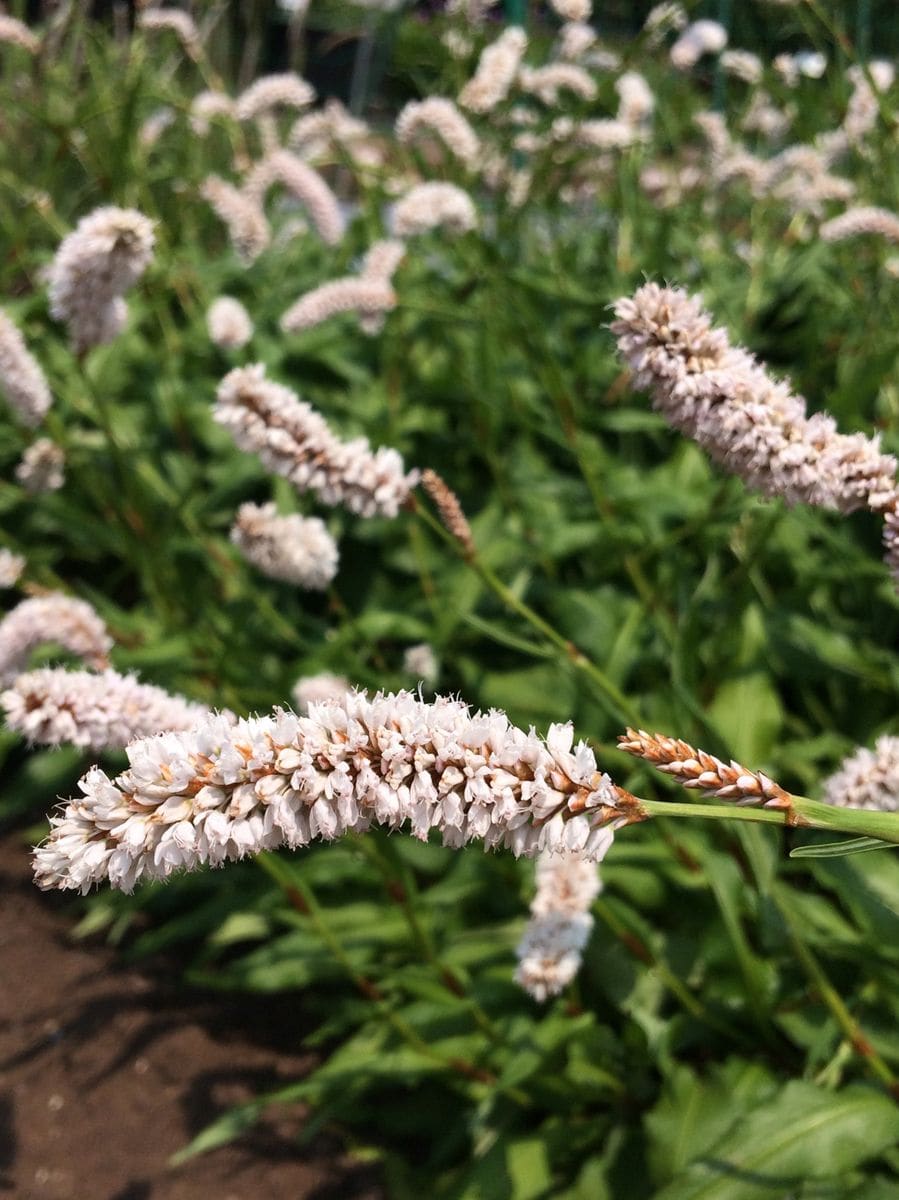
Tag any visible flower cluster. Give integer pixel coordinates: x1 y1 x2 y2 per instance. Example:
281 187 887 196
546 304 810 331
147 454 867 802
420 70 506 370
611 283 898 517
137 8 201 58
395 98 481 171
235 73 315 122
459 27 527 114
230 501 339 589
2 667 215 752
0 594 112 685
214 364 418 518
201 177 270 264
515 840 610 1001
820 206 899 244
47 207 155 353
0 550 25 589
0 310 52 428
15 438 65 494
822 737 899 813
281 278 396 334
33 691 626 893
618 728 791 808
403 643 438 685
207 297 254 349
670 20 727 70
392 182 477 237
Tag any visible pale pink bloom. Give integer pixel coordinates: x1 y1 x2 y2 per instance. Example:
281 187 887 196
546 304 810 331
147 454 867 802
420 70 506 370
515 837 611 1000
518 63 597 104
611 283 897 516
47 208 155 353
281 278 395 333
33 691 624 893
555 22 596 62
243 150 344 245
235 74 315 122
137 8 201 58
720 49 762 85
459 27 527 113
0 550 25 589
392 182 477 237
2 667 215 751
820 206 899 244
822 736 899 813
670 20 727 70
190 91 236 135
0 310 52 428
403 643 438 685
230 501 339 589
395 98 480 170
201 177 270 263
207 297 254 349
0 594 112 685
15 438 64 494
0 15 40 54
214 364 418 518
548 0 591 23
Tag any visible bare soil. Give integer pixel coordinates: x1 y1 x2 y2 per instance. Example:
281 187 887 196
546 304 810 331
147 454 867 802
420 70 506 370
0 829 383 1200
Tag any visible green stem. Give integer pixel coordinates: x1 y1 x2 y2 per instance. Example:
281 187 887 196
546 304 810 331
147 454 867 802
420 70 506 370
639 797 899 845
775 887 898 1097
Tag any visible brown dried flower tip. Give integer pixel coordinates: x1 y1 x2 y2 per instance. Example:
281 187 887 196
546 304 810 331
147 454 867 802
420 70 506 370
421 469 475 558
617 728 792 809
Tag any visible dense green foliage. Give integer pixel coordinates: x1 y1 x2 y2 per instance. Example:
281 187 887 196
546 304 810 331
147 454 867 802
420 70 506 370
1 3 899 1196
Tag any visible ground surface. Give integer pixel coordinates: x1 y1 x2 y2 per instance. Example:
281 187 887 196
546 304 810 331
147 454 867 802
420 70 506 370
0 829 383 1200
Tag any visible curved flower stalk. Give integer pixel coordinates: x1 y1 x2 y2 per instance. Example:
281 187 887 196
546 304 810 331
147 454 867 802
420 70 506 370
33 691 626 894
280 278 396 334
2 667 216 752
843 62 894 147
820 206 899 245
214 364 418 518
207 296 253 349
360 239 406 283
615 72 655 127
235 74 315 122
136 8 201 59
721 50 763 86
0 310 52 427
0 14 40 54
611 283 898 517
515 840 610 1001
47 207 155 353
670 20 727 70
0 594 112 685
15 438 65 493
0 550 25 589
291 672 349 714
643 2 687 44
392 182 477 237
288 101 380 170
230 501 339 589
459 27 527 114
243 150 344 245
395 98 481 171
518 64 597 105
822 737 899 813
200 177 270 264
190 90 236 135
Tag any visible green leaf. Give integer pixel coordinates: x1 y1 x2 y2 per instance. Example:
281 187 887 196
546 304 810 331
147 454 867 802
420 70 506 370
790 837 897 858
708 671 783 766
652 1082 899 1200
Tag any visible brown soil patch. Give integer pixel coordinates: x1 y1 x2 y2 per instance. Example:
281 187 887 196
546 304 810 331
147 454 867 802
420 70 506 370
0 830 383 1200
